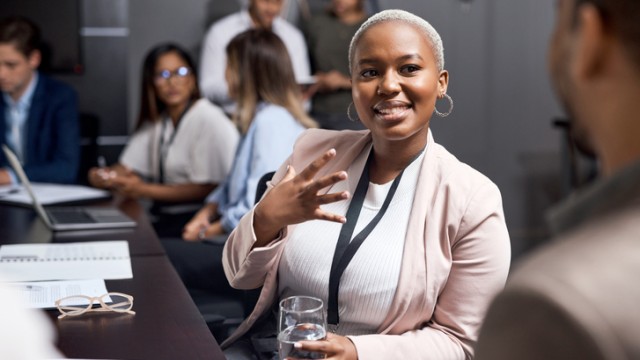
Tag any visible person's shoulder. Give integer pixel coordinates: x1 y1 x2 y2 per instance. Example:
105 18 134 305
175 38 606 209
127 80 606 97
273 17 305 40
511 206 640 291
493 207 640 357
253 103 295 125
38 74 76 98
293 128 369 156
188 98 237 130
208 11 244 33
430 139 497 195
190 98 227 119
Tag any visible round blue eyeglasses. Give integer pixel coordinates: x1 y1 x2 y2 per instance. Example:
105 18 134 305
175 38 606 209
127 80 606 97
154 66 191 83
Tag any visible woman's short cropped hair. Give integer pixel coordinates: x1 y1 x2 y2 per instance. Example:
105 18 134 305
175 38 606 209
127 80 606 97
348 9 445 72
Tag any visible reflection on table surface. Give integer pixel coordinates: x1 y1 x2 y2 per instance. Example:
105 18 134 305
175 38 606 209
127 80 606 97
0 198 225 360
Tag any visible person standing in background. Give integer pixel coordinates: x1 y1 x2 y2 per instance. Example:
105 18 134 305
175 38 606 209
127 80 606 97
0 16 79 185
304 0 367 130
476 0 640 358
199 0 311 114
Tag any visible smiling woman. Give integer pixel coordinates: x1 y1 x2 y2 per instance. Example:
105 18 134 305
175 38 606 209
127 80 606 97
220 9 511 360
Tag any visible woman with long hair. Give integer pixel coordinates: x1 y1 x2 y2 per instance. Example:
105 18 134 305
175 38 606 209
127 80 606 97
88 43 239 236
182 29 316 242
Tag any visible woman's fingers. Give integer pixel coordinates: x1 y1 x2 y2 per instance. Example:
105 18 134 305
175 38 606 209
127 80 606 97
297 149 337 182
316 190 350 205
314 209 347 224
303 171 347 194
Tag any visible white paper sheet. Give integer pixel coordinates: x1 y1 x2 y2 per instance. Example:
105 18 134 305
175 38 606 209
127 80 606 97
0 183 110 205
6 279 110 309
0 241 133 281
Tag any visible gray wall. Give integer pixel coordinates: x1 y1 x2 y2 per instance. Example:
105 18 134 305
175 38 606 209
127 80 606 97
52 0 564 260
377 0 565 258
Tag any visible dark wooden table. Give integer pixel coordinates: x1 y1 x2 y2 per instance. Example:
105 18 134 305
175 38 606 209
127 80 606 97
0 197 165 256
0 199 225 359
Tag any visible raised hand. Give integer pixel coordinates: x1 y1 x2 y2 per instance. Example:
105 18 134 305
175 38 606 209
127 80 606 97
253 149 349 247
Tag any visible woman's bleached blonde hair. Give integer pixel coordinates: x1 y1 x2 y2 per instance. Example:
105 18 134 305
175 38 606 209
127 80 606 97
348 9 445 72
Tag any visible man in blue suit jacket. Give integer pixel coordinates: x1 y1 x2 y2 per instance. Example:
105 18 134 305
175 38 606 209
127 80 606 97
0 16 79 185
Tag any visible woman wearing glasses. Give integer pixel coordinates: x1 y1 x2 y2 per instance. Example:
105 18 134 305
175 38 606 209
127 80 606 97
88 43 239 237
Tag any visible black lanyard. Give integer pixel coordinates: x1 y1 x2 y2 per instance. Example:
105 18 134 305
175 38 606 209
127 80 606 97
327 148 405 329
157 103 191 183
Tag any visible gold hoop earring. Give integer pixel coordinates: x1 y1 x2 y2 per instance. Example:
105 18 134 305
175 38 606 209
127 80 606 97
347 102 359 122
434 93 454 117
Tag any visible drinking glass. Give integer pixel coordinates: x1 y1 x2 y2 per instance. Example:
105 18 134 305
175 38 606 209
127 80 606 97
277 295 327 359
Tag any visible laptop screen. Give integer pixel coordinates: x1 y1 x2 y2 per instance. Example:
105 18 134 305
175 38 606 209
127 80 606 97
2 145 54 228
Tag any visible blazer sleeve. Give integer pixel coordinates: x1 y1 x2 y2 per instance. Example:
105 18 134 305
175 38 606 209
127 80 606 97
349 181 511 360
222 206 288 290
24 85 79 184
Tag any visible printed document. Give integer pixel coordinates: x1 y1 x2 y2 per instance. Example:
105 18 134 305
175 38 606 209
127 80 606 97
6 278 110 309
0 241 133 281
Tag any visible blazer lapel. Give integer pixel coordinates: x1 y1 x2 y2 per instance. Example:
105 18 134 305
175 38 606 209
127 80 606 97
377 130 436 333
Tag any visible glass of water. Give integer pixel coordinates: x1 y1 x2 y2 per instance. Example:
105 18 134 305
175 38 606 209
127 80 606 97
277 295 327 359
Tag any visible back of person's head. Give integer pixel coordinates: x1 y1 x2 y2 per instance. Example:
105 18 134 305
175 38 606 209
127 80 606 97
137 43 200 130
0 16 41 58
226 29 316 133
348 9 445 73
573 0 640 70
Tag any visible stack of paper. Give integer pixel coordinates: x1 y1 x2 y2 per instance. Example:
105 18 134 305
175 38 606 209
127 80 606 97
0 241 133 282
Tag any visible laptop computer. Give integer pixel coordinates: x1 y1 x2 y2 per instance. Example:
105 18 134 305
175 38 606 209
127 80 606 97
2 145 136 231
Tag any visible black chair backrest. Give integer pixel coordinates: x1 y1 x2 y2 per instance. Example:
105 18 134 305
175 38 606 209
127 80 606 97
254 171 275 204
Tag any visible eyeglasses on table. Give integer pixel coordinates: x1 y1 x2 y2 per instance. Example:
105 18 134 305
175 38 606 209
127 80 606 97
55 292 135 319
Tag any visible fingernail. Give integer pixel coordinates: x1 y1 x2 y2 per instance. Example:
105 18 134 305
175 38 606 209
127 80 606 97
294 342 302 349
328 148 336 155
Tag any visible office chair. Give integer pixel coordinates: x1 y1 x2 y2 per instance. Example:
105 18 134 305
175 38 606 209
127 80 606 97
77 113 100 185
196 171 275 341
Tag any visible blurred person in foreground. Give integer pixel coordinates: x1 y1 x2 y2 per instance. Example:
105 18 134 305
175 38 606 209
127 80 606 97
222 9 510 360
0 16 79 185
0 279 64 359
476 0 640 359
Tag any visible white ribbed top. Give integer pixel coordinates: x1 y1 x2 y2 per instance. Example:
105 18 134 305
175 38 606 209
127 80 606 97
278 146 425 335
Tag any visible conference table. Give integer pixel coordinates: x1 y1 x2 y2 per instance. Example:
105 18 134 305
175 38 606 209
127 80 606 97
0 197 225 359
